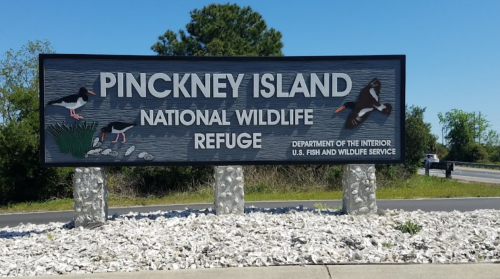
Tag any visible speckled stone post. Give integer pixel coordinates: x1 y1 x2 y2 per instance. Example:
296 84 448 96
73 167 108 228
214 166 244 215
342 164 377 215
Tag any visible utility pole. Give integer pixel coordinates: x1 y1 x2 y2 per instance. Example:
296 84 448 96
442 127 444 145
473 112 476 143
478 111 481 144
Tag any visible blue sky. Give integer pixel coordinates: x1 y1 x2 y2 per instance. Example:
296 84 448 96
1 0 499 142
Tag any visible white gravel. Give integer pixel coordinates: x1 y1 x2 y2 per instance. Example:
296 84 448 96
1 207 499 277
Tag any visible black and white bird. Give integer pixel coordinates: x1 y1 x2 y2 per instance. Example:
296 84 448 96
335 78 392 129
47 87 96 120
101 122 136 143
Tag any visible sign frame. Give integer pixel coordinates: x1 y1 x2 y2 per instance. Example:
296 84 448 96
39 54 406 167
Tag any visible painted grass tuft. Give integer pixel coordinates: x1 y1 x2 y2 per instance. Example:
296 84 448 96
47 121 98 158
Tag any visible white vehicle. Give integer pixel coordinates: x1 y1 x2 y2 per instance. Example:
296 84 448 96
423 153 439 166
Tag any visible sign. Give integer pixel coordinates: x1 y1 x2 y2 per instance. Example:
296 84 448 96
39 54 405 167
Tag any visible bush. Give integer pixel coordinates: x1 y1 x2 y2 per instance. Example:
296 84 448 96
0 133 74 204
395 221 422 235
243 165 343 193
106 166 213 197
376 164 413 184
464 142 489 163
488 146 500 163
327 165 343 189
105 164 345 197
436 143 449 160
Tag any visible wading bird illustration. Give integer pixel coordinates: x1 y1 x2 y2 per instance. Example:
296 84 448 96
47 87 96 120
335 78 392 129
101 122 136 143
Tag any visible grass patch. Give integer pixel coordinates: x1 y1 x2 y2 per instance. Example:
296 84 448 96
1 175 499 214
46 233 54 240
47 121 98 158
314 203 330 210
382 243 393 248
395 221 422 235
376 175 500 199
0 198 75 213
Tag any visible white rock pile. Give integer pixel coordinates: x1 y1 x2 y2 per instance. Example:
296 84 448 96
1 207 499 277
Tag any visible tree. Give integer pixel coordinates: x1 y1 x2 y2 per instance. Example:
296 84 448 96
438 109 495 161
405 106 437 170
376 105 437 179
488 145 500 163
0 40 73 203
151 3 284 57
482 130 500 162
130 3 285 194
463 142 488 163
435 143 449 160
0 40 52 124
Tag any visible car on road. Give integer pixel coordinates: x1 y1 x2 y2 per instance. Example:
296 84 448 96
423 153 439 166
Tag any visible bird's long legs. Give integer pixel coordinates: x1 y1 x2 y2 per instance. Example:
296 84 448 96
111 133 127 144
112 134 120 143
70 109 83 120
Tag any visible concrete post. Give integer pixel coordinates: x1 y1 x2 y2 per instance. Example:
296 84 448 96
425 161 430 176
214 166 244 215
342 164 377 215
73 167 108 228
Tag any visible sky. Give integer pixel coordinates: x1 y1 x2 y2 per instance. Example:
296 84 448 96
1 0 499 143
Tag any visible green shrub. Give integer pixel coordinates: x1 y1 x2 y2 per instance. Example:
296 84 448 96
395 221 422 235
382 243 393 248
107 166 213 196
245 182 271 194
375 164 414 188
0 124 74 204
313 202 329 210
327 165 343 190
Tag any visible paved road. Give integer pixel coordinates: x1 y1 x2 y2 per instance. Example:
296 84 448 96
2 198 500 228
418 166 500 183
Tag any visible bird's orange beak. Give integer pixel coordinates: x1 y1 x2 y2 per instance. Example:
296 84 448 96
101 132 105 142
335 105 345 113
87 90 96 95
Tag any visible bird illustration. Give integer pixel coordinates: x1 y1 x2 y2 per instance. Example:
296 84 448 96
47 87 96 120
335 78 392 129
101 122 136 143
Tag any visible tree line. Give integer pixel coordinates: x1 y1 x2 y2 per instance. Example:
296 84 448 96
0 3 497 204
438 110 499 162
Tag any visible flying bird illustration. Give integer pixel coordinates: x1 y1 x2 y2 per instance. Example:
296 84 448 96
335 78 392 129
47 87 95 120
101 122 136 143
